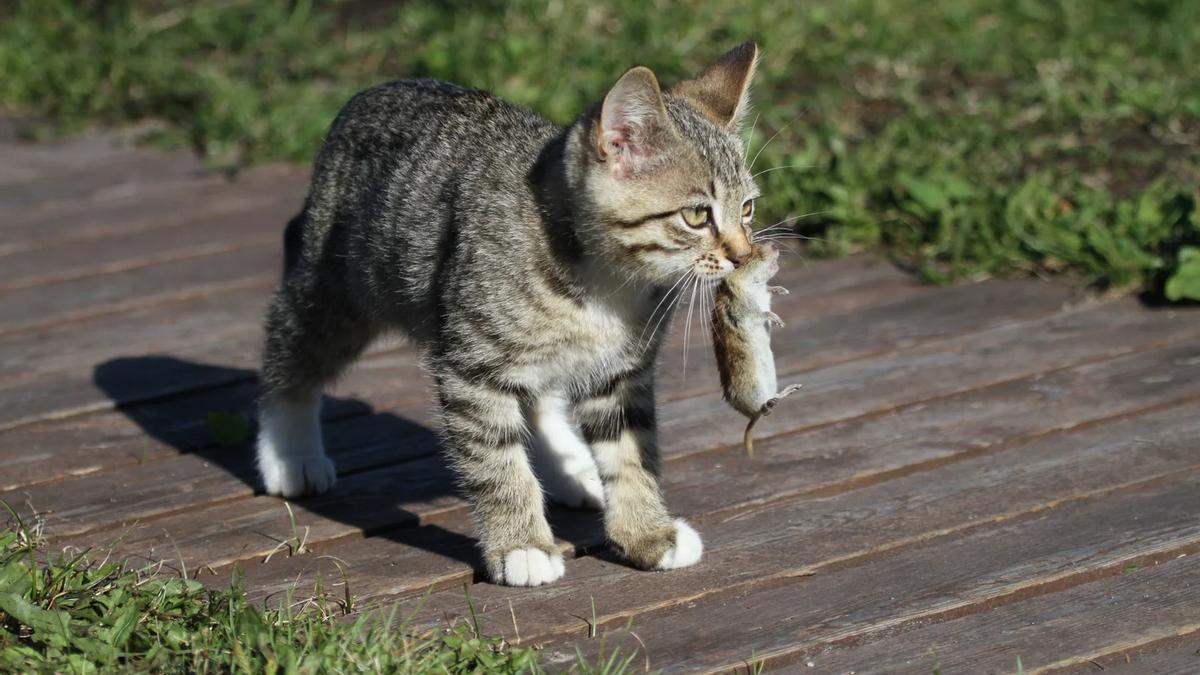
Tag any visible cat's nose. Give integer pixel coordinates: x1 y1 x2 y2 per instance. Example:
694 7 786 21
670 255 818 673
729 251 751 268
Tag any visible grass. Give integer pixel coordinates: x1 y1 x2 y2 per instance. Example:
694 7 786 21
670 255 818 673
0 507 635 673
2 0 1198 299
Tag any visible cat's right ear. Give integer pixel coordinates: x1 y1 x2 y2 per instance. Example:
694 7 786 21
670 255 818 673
597 66 673 179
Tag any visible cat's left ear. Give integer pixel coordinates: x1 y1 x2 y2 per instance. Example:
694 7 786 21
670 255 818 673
672 41 759 131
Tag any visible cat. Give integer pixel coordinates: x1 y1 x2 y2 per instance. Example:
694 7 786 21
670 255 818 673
256 42 761 586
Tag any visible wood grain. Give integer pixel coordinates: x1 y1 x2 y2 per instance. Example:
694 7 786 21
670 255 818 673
0 164 305 256
808 555 1200 675
540 473 1200 673
399 402 1200 646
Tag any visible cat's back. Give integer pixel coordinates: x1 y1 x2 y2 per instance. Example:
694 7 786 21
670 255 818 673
319 79 558 176
300 79 564 338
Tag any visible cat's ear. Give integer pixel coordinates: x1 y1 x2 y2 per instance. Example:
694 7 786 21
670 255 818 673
671 41 759 131
598 66 673 178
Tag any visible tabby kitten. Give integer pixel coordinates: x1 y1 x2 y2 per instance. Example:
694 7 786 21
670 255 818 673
256 42 761 586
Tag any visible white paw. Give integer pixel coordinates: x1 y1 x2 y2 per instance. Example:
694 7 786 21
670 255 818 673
258 446 336 498
656 519 703 570
502 548 566 587
257 394 334 497
544 466 606 510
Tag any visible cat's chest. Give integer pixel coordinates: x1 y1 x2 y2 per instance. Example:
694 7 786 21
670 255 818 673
512 298 644 385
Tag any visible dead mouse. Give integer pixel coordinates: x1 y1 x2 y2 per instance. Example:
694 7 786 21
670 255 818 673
710 241 801 456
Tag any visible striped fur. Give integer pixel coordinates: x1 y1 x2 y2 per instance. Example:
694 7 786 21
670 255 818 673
256 43 762 585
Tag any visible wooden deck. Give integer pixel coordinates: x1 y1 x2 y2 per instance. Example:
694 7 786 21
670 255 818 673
2 130 1199 674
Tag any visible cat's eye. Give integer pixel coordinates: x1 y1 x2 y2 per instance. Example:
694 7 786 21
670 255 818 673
680 206 710 228
741 200 755 221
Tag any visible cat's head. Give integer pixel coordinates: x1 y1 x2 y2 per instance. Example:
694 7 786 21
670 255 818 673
574 42 761 286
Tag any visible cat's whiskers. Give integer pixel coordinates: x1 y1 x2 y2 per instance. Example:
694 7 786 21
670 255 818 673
761 239 806 257
751 163 817 180
608 259 657 298
681 275 702 381
748 113 802 171
755 232 828 243
639 269 693 353
758 210 831 230
743 111 761 163
641 283 689 359
751 210 832 242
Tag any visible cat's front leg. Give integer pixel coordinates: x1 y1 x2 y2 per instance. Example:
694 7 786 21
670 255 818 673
437 366 564 586
575 371 703 571
529 392 605 510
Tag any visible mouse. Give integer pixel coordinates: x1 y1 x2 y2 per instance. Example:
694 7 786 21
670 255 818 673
710 241 801 456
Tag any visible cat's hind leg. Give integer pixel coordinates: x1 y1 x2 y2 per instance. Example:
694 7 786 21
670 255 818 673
528 393 605 510
257 260 374 498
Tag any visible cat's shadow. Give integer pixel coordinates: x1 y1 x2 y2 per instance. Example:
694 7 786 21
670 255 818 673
92 355 605 591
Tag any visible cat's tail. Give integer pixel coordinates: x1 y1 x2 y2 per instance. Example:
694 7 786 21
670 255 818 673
282 212 306 280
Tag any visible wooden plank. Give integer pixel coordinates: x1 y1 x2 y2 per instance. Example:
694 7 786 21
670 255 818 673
0 133 152 186
656 299 1199 460
9 277 1090 542
0 151 203 220
806 557 1200 675
0 263 916 487
0 164 303 255
1072 640 1200 675
0 247 855 428
0 255 919 468
77 340 1200 600
0 185 304 289
38 297 1198 551
0 244 278 333
656 276 1073 402
230 368 1200 609
0 287 272 430
398 400 1200 645
535 473 1200 673
659 341 1200 518
0 350 426 491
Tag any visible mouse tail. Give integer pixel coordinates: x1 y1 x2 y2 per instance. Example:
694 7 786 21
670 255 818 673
743 414 761 457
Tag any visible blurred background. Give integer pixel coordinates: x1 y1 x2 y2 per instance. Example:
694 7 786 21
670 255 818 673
2 0 1197 300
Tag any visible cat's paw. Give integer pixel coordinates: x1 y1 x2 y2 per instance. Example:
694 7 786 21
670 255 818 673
543 466 605 510
655 519 704 570
257 440 336 498
500 548 566 587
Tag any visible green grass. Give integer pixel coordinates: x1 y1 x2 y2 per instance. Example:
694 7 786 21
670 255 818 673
1 0 1198 299
1 508 605 673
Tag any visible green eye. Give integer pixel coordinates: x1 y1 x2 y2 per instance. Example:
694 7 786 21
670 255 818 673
742 200 754 220
680 206 709 228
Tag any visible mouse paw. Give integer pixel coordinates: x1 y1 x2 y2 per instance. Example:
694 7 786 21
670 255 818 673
777 384 802 399
758 384 802 418
768 285 790 295
762 311 785 328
